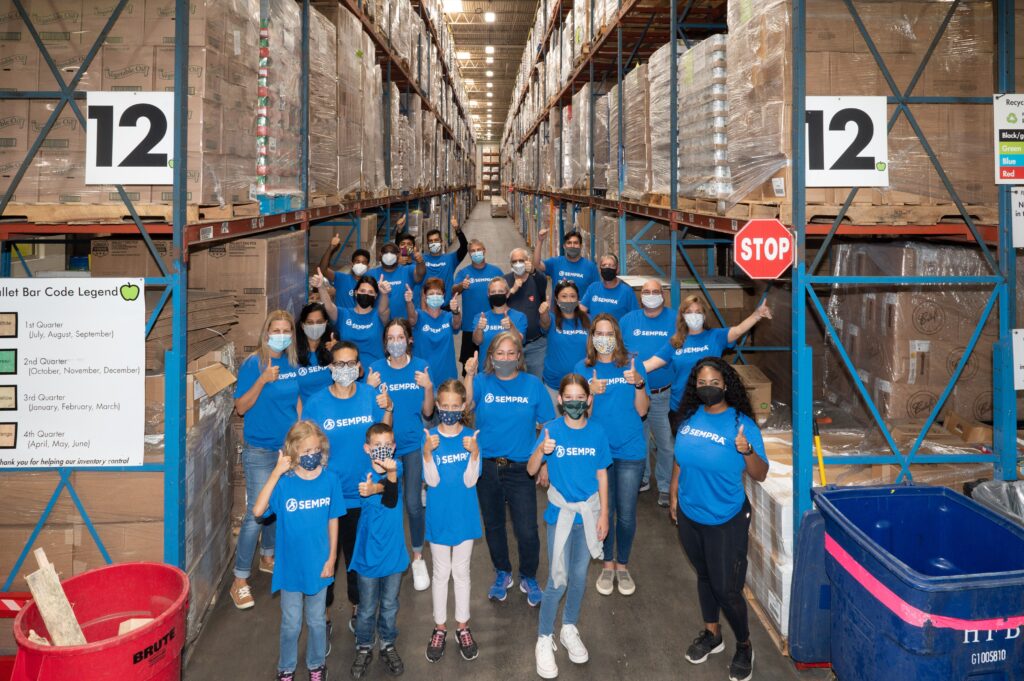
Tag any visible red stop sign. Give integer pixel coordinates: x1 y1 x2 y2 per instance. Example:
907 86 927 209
733 219 794 280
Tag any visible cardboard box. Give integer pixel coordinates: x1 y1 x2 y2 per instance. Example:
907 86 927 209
73 521 164 574
101 44 153 91
734 364 772 421
145 361 236 431
29 100 84 152
0 149 38 202
27 0 80 44
0 525 75 590
80 0 145 46
89 238 174 277
0 99 28 152
0 1 28 43
154 45 223 104
0 41 40 91
42 41 102 91
0 472 75 526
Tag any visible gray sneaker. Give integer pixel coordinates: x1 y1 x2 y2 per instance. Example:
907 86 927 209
595 568 614 595
616 569 636 596
657 492 670 507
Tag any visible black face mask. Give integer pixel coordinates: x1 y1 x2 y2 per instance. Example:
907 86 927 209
355 293 376 309
600 267 617 282
696 386 725 407
488 293 508 308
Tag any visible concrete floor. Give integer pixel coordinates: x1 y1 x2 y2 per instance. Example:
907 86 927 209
184 202 828 681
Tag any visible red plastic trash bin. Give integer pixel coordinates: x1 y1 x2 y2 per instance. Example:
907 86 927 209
11 562 189 681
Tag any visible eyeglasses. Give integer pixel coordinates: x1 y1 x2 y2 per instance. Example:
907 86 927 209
331 360 359 369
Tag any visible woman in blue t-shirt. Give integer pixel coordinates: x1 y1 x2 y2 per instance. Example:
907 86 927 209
410 276 462 386
368 318 435 593
526 373 610 680
322 274 392 368
539 280 590 403
575 314 649 599
669 357 769 681
231 310 302 611
295 301 338 407
642 294 772 422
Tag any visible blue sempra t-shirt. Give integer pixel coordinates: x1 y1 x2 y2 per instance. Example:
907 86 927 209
620 307 677 391
264 469 346 595
674 406 767 525
369 356 429 456
533 417 612 525
368 263 417 320
303 383 386 510
338 307 384 367
581 280 639 318
332 271 357 310
423 251 461 302
472 371 555 461
476 308 528 356
350 463 410 578
422 426 483 546
296 352 333 403
454 263 503 332
412 311 458 385
654 327 733 410
543 255 599 294
234 354 300 450
573 358 649 461
541 312 589 390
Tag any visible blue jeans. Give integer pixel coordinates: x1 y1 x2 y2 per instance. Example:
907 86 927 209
538 523 590 636
402 449 425 553
355 572 402 649
476 459 540 579
524 336 547 380
644 390 674 493
279 587 328 673
602 459 644 564
234 444 277 578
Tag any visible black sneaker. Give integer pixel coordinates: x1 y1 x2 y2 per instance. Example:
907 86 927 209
456 627 479 661
729 643 754 681
350 646 373 679
309 665 328 681
426 628 446 663
381 643 405 676
685 629 724 664
326 619 333 657
276 672 295 681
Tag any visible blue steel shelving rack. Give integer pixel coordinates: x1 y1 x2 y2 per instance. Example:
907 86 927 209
0 0 475 589
502 0 1018 533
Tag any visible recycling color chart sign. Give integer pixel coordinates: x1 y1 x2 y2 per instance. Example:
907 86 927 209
995 94 1024 184
0 280 145 468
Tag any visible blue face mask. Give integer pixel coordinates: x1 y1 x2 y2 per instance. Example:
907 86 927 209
268 333 292 352
438 408 463 426
426 294 444 309
470 251 485 264
298 450 323 471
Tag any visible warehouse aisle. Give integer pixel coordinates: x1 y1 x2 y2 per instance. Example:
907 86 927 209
185 200 827 681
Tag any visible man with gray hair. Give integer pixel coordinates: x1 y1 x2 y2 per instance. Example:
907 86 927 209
580 253 639 318
504 247 549 379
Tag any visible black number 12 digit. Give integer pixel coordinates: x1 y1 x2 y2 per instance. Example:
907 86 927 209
806 107 875 171
88 103 168 168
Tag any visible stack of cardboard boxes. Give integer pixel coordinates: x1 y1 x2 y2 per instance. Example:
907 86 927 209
308 5 338 200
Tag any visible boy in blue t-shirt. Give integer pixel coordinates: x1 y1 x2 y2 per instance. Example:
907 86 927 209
253 420 346 681
349 423 408 679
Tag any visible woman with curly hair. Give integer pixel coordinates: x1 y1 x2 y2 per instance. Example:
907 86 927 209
669 357 768 681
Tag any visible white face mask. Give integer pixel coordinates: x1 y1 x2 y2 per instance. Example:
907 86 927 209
428 242 442 254
302 322 327 340
511 262 527 276
352 263 368 277
382 253 398 267
684 313 705 331
641 294 663 310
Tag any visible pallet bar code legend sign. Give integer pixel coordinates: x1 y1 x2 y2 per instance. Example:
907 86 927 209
995 94 1024 184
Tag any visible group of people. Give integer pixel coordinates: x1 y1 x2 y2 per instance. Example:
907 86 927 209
231 215 773 681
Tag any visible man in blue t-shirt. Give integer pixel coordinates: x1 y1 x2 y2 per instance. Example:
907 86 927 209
580 254 639 319
453 239 503 371
422 218 469 303
368 242 425 321
318 240 371 310
532 228 598 295
620 279 677 505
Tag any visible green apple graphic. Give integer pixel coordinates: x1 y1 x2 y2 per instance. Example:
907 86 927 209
119 283 140 302
875 161 887 172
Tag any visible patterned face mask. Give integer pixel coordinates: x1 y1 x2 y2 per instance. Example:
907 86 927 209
298 450 323 471
370 443 396 463
438 408 464 426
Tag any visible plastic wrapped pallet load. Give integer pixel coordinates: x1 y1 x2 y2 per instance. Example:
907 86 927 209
622 64 650 200
308 6 338 200
678 35 730 202
647 40 685 197
335 5 364 197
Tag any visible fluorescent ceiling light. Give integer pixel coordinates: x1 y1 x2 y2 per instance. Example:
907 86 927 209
465 78 474 85
486 92 493 98
485 45 495 54
486 56 494 64
484 11 495 22
457 50 471 60
486 82 493 89
470 99 478 106
486 70 494 77
443 0 463 12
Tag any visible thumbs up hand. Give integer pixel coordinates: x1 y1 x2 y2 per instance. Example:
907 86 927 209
423 428 440 455
501 312 511 330
538 300 549 316
378 278 392 295
541 429 556 455
330 233 342 248
367 369 382 388
735 424 751 456
590 369 607 395
415 365 432 390
404 284 414 303
623 357 639 385
475 313 487 331
465 350 479 377
358 472 375 497
376 383 392 411
464 429 480 457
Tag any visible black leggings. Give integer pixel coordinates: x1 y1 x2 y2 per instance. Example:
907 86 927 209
676 499 751 642
326 507 362 609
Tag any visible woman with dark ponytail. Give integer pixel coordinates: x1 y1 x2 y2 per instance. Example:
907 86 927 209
669 357 768 681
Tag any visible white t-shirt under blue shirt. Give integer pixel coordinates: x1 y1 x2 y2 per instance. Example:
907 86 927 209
581 280 639 319
674 406 767 525
234 354 300 450
543 255 598 293
620 307 677 391
473 372 555 461
534 417 612 525
654 327 733 410
263 469 346 594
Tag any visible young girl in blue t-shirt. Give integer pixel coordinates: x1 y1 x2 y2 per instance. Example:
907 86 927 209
252 420 346 681
421 379 482 663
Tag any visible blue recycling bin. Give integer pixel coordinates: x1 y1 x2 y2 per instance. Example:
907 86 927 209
812 485 1024 681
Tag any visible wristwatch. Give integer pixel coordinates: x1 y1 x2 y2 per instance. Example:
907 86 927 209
634 379 646 390
741 443 753 456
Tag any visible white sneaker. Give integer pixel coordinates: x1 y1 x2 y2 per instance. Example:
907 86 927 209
535 635 559 679
559 624 588 664
411 557 430 591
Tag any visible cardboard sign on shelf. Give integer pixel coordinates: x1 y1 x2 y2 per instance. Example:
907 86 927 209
86 91 174 186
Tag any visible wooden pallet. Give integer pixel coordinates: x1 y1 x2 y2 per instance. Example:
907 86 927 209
743 586 789 657
0 201 259 225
